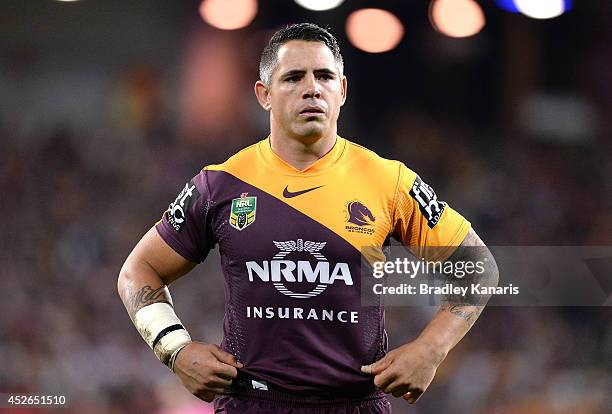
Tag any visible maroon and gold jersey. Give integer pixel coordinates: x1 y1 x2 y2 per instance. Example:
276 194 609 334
156 136 470 399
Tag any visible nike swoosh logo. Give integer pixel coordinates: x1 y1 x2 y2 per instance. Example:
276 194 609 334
283 185 324 198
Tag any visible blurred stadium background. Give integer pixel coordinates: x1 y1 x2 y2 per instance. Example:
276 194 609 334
1 0 611 413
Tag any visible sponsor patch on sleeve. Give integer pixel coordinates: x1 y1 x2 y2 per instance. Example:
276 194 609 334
166 181 200 232
409 175 447 228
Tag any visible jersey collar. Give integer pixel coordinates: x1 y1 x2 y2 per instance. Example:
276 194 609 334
257 135 348 176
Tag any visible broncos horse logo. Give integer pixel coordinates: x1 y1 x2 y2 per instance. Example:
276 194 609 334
347 201 375 226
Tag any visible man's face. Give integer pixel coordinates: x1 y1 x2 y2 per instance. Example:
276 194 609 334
259 40 347 141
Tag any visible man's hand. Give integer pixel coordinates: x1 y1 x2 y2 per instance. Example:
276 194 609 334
361 339 447 404
173 342 243 402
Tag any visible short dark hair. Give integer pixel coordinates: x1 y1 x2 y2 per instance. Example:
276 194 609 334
259 23 344 85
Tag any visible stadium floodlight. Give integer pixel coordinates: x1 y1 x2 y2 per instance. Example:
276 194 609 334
514 0 567 19
199 0 258 30
294 0 345 12
429 0 485 38
345 9 404 53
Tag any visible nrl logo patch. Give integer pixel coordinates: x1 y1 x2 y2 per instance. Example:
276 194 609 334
230 192 257 231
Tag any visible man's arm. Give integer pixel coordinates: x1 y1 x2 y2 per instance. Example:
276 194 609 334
117 227 242 402
361 228 499 403
118 228 194 320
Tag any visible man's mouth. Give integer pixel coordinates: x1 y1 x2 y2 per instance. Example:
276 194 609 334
299 106 325 116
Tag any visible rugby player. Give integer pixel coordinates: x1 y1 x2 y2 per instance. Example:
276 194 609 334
118 23 499 413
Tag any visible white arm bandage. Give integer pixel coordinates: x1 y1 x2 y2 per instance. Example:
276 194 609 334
133 302 192 370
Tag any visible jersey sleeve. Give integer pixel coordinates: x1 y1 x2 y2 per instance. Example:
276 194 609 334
392 163 471 261
155 170 214 263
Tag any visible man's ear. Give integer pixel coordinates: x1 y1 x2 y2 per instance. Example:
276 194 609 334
340 76 348 106
254 80 272 111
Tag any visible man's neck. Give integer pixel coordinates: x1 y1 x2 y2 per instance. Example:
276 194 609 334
269 131 337 171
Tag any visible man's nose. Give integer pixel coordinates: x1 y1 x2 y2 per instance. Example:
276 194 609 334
302 74 321 99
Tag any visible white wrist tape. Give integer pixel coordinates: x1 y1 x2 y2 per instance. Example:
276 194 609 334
134 302 192 367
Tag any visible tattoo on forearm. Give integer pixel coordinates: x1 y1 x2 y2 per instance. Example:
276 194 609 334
447 304 480 322
122 282 169 317
131 284 166 310
441 228 499 322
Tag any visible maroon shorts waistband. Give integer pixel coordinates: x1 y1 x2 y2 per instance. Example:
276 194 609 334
227 369 388 407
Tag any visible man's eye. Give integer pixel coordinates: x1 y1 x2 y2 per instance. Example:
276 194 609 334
285 76 300 82
317 74 333 80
